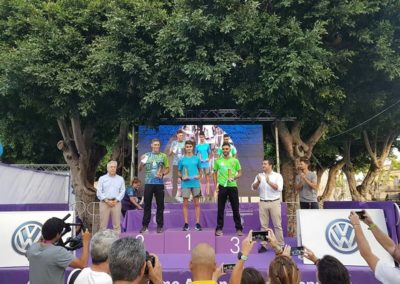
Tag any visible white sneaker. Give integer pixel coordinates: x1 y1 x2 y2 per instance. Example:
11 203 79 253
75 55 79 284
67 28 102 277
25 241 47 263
175 196 183 203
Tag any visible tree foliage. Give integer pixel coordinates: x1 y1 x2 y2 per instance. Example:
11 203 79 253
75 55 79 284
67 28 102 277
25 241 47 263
0 0 399 227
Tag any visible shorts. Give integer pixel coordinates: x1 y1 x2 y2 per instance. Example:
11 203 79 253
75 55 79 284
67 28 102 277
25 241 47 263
182 187 201 199
201 167 211 175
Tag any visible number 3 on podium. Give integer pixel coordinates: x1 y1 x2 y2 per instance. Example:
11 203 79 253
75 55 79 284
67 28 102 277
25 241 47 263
230 237 240 254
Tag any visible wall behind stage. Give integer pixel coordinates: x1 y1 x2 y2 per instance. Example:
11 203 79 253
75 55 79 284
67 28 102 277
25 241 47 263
138 125 263 197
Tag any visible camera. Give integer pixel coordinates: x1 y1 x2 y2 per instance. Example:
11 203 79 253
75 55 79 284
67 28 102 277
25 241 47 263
144 251 156 275
54 214 84 251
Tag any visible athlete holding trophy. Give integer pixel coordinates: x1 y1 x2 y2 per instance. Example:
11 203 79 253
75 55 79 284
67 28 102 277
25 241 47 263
213 142 243 236
139 138 169 234
178 140 203 231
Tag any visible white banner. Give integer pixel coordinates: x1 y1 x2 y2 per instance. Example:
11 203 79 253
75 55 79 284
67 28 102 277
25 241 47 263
297 209 394 266
0 211 74 267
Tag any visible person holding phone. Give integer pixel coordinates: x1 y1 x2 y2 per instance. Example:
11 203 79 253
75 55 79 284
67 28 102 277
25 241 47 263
302 246 350 284
251 159 284 253
349 210 400 283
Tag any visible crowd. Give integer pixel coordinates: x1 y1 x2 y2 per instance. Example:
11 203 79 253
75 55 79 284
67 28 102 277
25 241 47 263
25 129 400 283
26 208 400 284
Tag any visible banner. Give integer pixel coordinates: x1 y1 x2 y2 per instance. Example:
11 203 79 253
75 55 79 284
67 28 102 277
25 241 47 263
138 124 263 197
297 209 394 266
0 211 74 267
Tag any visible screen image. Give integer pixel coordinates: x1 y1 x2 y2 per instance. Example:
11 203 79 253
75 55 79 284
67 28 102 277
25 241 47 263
138 125 263 200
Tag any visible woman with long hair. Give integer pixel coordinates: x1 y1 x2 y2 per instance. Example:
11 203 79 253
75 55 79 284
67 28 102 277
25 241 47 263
268 255 300 284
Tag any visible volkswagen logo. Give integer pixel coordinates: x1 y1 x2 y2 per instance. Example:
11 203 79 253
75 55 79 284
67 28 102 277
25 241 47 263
325 219 358 254
11 221 43 255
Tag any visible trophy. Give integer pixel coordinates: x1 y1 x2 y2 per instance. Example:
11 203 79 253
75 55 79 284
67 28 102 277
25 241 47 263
228 169 233 182
156 163 164 179
141 154 149 164
183 166 189 180
224 169 234 186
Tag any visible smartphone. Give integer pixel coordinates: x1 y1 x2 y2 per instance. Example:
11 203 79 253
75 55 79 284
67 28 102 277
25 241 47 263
355 210 366 220
222 263 236 273
251 230 269 242
290 246 305 256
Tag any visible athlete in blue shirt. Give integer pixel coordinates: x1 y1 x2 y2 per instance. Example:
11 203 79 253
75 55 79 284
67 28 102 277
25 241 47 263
178 140 202 231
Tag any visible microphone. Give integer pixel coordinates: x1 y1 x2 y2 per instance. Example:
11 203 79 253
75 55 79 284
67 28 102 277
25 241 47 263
61 213 71 222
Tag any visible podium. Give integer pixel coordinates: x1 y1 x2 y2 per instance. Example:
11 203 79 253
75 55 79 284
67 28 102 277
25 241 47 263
121 229 260 254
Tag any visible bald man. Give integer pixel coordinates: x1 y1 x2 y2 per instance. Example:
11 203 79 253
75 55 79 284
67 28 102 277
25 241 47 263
189 243 219 284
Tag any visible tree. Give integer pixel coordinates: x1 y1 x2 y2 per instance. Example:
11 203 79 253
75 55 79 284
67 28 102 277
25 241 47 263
0 0 168 229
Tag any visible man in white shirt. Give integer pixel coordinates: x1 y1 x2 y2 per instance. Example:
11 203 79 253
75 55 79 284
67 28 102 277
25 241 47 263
251 159 284 253
68 229 118 284
97 161 126 233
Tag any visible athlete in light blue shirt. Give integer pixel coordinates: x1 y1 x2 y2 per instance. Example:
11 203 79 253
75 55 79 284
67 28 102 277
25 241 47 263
178 140 202 231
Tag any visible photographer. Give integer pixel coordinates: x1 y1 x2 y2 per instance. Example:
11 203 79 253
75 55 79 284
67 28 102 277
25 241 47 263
349 210 400 283
109 237 163 284
68 229 118 284
26 217 90 284
303 246 350 284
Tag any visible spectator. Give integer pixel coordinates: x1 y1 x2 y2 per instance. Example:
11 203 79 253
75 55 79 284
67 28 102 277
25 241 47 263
26 217 90 284
229 231 256 284
121 178 143 217
303 247 350 284
109 237 163 284
349 211 400 283
68 229 119 284
268 255 300 284
240 267 264 284
189 243 222 283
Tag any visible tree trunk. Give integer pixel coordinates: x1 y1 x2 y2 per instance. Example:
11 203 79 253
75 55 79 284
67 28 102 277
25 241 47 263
111 121 131 179
358 131 396 199
57 116 106 232
319 159 345 201
342 140 363 201
316 167 324 189
281 155 298 237
277 121 327 236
